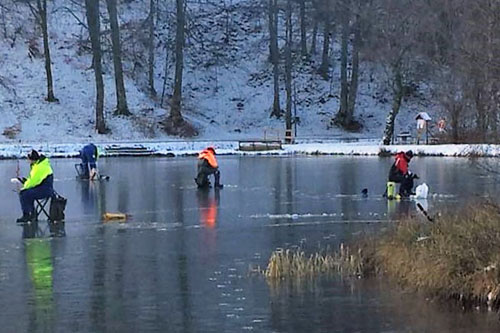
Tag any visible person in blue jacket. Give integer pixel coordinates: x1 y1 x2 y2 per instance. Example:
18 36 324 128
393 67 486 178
79 143 99 179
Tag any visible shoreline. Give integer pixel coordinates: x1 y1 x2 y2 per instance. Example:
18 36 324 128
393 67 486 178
0 140 497 159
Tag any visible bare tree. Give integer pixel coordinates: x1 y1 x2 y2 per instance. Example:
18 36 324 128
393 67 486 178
284 0 293 141
310 0 320 55
318 1 332 80
299 0 307 57
84 0 107 133
105 0 130 116
269 0 281 118
367 0 424 145
170 0 185 126
148 0 157 96
334 0 361 129
25 0 57 102
163 0 197 137
337 2 349 125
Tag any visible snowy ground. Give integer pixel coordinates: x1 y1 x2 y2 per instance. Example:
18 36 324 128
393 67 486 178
0 140 497 159
0 0 439 146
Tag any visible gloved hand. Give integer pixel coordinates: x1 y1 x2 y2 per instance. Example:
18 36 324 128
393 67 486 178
407 172 419 179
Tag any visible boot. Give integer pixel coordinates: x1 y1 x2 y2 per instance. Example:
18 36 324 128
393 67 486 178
214 171 223 189
16 212 33 223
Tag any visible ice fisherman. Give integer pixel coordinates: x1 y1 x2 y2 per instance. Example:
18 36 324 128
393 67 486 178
79 143 99 180
16 150 54 223
387 150 418 198
195 147 223 189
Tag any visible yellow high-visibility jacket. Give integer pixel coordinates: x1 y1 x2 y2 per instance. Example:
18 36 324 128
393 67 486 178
22 157 53 190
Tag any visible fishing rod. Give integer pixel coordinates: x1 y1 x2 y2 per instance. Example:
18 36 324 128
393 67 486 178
416 202 434 222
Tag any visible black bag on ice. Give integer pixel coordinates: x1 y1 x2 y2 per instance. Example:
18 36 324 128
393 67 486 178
50 193 67 221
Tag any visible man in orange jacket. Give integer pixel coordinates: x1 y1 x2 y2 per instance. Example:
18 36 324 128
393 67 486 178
195 147 223 189
388 150 418 197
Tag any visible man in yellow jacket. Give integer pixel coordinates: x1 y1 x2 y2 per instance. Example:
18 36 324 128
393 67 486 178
195 147 223 189
16 150 54 223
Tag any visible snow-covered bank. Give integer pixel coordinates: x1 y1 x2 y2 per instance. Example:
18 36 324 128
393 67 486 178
0 140 499 159
285 142 500 157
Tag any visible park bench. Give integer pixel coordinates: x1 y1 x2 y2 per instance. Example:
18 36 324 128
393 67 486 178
105 145 154 156
238 139 282 151
397 132 412 144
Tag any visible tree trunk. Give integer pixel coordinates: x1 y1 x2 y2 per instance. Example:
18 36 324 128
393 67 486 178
37 0 57 102
285 0 292 140
382 68 403 145
318 20 331 79
475 86 486 141
148 0 156 96
451 104 460 143
160 49 170 108
105 0 130 116
310 19 318 55
299 0 307 57
346 15 360 124
169 0 185 124
337 9 349 124
267 0 274 61
85 0 106 134
269 0 280 118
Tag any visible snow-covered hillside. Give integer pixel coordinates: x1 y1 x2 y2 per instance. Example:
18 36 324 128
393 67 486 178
0 0 437 144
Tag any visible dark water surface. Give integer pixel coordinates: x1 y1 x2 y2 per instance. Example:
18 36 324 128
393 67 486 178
0 155 499 332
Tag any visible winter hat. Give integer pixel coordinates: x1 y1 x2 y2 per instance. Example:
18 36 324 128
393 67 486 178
207 146 216 154
27 149 40 160
405 150 414 160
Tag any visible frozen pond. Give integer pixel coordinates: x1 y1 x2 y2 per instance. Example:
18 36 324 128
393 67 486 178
0 155 499 332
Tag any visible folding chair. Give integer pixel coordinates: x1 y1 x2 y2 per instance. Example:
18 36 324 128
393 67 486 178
25 195 66 238
20 198 51 239
75 163 86 179
34 197 52 222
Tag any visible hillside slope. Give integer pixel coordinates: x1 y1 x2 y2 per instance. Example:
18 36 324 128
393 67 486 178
0 0 435 144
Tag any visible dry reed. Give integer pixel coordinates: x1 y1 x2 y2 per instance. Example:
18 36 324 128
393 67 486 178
263 201 500 311
264 244 365 280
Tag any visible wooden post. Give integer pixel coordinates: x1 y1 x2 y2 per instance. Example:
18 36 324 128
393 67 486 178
285 129 294 144
426 120 429 145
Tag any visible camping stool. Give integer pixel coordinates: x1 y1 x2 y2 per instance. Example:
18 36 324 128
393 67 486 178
34 197 53 223
75 163 85 178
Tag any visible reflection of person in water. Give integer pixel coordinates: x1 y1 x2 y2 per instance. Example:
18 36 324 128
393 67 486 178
80 180 97 215
25 239 54 331
197 189 220 262
387 199 412 220
196 189 220 228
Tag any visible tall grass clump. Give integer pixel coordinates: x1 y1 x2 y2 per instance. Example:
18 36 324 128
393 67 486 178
263 202 500 311
371 202 500 310
264 244 366 280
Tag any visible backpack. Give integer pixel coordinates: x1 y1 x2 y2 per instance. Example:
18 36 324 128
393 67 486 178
50 193 67 221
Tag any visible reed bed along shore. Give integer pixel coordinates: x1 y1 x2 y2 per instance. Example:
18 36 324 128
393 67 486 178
264 202 500 311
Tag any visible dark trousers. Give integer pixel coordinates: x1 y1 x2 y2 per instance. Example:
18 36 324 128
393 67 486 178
80 149 96 178
389 172 414 197
19 175 54 215
196 160 220 188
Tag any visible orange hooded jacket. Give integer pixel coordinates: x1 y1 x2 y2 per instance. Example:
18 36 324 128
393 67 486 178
198 149 218 168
